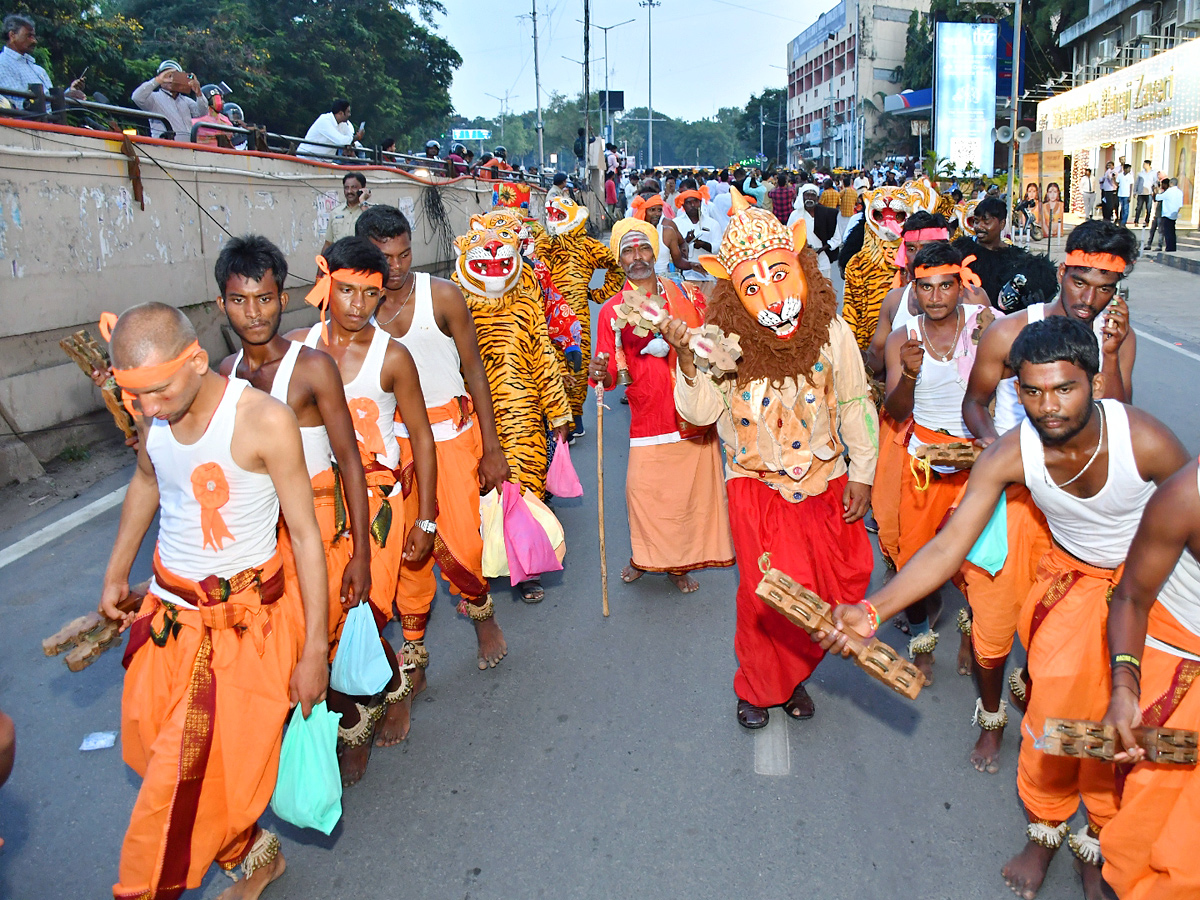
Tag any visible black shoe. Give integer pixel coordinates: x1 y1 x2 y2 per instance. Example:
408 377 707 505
736 699 769 729
781 683 815 720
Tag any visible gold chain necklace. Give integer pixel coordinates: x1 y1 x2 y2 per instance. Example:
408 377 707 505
376 273 416 327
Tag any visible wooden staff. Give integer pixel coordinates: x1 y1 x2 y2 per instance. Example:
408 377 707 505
596 382 609 617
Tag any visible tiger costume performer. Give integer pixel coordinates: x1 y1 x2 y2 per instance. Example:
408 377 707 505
452 210 572 498
841 186 913 350
534 197 625 429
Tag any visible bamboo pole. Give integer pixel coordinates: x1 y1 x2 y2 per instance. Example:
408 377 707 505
596 383 609 617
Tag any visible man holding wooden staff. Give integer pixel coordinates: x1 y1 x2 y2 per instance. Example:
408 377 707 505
661 188 878 730
587 218 733 595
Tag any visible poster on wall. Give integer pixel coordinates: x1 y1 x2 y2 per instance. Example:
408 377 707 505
934 22 998 177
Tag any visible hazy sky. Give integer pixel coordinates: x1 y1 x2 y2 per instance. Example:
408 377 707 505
430 0 840 123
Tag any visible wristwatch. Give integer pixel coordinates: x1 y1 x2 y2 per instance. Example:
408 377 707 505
415 518 437 535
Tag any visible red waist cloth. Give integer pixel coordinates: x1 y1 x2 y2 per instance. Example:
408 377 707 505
728 475 874 707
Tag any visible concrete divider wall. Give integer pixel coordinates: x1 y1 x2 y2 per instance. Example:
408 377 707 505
0 124 543 482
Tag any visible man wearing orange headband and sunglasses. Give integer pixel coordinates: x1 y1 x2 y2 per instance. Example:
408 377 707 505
97 301 329 899
286 236 439 775
880 241 997 687
955 219 1140 779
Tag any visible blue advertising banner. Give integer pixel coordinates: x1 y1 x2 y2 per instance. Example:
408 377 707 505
934 22 998 176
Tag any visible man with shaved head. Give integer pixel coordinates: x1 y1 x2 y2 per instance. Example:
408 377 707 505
98 301 329 900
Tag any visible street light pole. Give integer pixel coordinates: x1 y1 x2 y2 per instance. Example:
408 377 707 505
585 18 635 144
640 0 660 168
531 0 545 170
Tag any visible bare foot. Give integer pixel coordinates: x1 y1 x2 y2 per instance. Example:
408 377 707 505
914 651 934 686
957 631 972 676
338 738 372 787
620 564 644 584
1076 858 1110 900
376 700 408 747
216 848 286 900
377 668 426 746
1002 841 1056 899
667 572 699 594
474 616 507 669
971 727 1003 774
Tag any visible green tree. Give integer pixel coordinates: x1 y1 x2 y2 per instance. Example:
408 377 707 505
737 88 787 166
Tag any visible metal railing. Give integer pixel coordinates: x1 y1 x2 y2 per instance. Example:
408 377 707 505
1 84 556 187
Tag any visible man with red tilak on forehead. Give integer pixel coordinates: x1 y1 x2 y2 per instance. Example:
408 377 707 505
587 219 734 594
662 188 879 728
96 302 329 899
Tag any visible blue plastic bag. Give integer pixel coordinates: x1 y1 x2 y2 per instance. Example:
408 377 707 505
966 493 1008 576
329 602 391 696
270 701 342 834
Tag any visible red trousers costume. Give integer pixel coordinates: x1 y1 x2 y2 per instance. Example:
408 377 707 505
728 475 874 707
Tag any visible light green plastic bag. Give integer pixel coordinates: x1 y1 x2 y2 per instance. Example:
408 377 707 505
270 701 342 834
966 493 1008 576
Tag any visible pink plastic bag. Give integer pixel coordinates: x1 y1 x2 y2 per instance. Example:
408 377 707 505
545 436 583 498
501 481 563 585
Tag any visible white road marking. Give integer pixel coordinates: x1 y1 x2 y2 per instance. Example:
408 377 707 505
754 712 791 776
1139 329 1200 364
0 486 126 570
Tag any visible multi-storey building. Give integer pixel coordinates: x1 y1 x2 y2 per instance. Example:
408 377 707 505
1039 1 1200 223
785 0 930 169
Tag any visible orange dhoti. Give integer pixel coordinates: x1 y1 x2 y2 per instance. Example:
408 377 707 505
625 433 735 573
278 463 403 660
895 423 969 569
115 549 304 899
1015 546 1119 831
396 398 491 658
1102 605 1200 899
960 484 1052 668
870 412 910 565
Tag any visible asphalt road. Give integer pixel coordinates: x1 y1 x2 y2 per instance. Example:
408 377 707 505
1 256 1199 900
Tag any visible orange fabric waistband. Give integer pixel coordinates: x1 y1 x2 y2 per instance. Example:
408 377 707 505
151 548 284 620
1044 541 1122 583
394 395 475 428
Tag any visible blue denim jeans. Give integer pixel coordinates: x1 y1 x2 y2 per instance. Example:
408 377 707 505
1119 196 1130 224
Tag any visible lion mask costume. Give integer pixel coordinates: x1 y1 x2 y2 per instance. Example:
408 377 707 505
697 188 837 387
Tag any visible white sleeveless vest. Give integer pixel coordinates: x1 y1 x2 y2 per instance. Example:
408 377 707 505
147 378 279 605
1021 399 1154 568
233 341 333 480
305 323 399 469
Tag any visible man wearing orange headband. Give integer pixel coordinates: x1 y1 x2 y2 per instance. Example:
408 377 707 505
881 241 997 686
630 188 675 279
587 219 734 594
97 301 329 899
357 205 511 711
668 178 719 293
957 219 1140 778
285 236 439 773
819 315 1188 900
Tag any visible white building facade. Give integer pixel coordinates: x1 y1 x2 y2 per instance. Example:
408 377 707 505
785 0 930 168
1044 0 1200 223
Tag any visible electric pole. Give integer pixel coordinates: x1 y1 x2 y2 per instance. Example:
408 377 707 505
584 18 635 144
531 0 545 170
640 0 660 169
583 0 590 161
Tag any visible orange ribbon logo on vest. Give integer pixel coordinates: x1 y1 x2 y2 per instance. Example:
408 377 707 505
347 398 385 460
191 463 234 550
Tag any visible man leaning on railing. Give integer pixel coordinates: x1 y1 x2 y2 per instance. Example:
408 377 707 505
131 59 207 140
0 14 84 111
